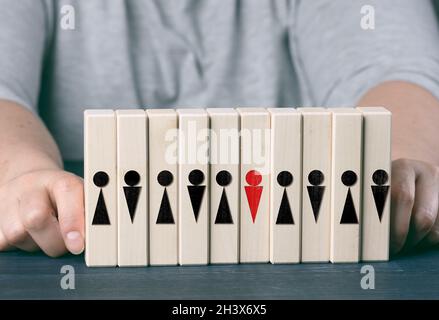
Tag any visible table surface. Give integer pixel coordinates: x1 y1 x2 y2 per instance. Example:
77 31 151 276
0 162 437 300
1 249 439 299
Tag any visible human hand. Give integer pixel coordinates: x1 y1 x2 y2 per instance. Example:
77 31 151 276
391 158 439 254
0 169 84 257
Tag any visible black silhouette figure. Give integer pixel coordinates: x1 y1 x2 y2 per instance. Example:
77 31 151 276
215 170 233 224
307 170 325 222
123 170 141 223
156 170 175 224
92 171 111 225
187 169 206 222
340 170 359 224
276 171 294 224
371 169 389 222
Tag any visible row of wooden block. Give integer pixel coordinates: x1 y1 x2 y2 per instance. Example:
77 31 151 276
84 107 391 267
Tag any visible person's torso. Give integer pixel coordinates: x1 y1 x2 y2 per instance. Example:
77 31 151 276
39 0 299 160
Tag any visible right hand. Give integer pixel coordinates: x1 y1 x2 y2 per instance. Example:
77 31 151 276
0 169 84 257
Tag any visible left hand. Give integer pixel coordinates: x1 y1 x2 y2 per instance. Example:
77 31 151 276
390 158 439 254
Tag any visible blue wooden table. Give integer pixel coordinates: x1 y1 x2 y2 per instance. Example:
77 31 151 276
0 162 437 300
0 249 438 299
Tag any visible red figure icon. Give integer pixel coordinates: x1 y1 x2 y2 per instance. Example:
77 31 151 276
244 170 263 223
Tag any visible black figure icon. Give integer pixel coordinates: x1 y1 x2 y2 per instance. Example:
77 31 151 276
307 170 325 222
187 169 206 222
276 171 294 224
123 170 141 223
371 169 389 222
156 170 175 224
214 170 233 224
340 170 359 224
92 171 111 225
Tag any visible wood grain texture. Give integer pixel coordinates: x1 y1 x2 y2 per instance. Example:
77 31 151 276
299 108 331 263
330 108 362 263
116 110 148 267
207 108 240 264
84 110 117 267
237 108 270 263
177 109 209 265
268 108 302 264
147 109 178 266
358 107 391 261
2 248 439 299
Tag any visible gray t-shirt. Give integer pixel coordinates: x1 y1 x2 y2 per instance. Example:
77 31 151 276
1 0 439 160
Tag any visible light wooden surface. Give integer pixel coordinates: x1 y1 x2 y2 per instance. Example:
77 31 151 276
84 110 117 267
116 110 148 266
177 109 209 265
268 108 302 263
330 108 362 263
237 108 270 263
358 107 391 261
147 109 178 266
207 108 240 264
299 108 332 263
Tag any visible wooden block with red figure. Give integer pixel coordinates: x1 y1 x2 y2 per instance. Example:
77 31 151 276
237 108 270 263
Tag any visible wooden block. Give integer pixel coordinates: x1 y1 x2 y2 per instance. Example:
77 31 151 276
147 109 178 266
177 109 209 265
84 110 117 267
237 108 270 263
268 108 302 264
116 110 148 267
207 108 240 264
357 107 391 261
330 108 362 263
299 108 332 263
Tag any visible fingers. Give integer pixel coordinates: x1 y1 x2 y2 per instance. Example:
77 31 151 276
405 162 439 247
0 207 39 252
0 230 13 251
390 159 416 254
47 172 85 255
419 213 439 248
18 190 67 257
0 170 84 256
420 167 439 247
391 159 439 254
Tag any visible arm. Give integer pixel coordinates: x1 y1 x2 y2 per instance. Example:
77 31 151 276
293 0 439 254
358 81 439 253
0 100 84 256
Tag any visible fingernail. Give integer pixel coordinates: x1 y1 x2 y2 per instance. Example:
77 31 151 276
66 231 84 254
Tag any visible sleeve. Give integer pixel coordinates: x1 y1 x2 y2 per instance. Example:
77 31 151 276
289 0 439 106
0 0 48 113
